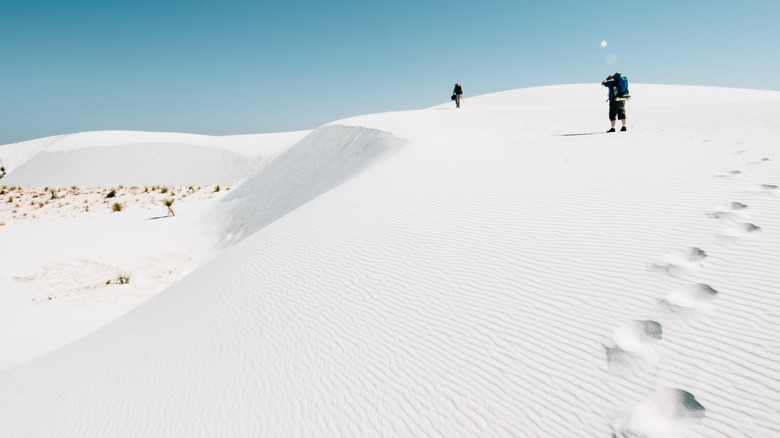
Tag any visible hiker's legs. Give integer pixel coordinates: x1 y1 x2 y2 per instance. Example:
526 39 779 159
455 95 461 108
609 101 619 126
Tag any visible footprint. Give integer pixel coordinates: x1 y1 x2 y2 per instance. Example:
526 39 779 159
652 247 708 278
613 388 706 438
717 222 761 243
708 201 748 222
604 320 663 375
746 184 778 194
715 170 745 179
657 284 718 323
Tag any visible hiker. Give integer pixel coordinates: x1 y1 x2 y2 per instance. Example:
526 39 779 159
452 83 463 108
602 73 628 132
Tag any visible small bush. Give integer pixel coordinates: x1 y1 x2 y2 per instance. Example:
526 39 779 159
163 198 175 216
111 202 123 212
106 189 116 198
107 275 130 285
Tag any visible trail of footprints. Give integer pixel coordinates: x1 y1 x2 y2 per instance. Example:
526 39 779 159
608 153 776 437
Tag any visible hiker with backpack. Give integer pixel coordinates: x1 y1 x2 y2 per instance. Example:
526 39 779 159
452 83 463 108
602 73 630 132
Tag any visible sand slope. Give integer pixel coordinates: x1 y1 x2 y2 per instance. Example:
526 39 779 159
1 130 309 187
1 85 779 437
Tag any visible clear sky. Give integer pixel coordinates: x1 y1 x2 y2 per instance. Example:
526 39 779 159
2 0 778 145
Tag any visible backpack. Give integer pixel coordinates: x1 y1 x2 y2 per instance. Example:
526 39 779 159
612 73 630 101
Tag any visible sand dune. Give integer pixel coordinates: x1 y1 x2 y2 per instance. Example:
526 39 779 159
1 84 779 437
1 130 309 187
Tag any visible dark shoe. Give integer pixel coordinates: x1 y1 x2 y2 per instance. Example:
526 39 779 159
620 126 627 131
607 128 616 133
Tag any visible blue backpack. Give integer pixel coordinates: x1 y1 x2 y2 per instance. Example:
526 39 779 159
612 73 630 101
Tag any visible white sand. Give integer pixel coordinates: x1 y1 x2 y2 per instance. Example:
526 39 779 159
1 84 778 437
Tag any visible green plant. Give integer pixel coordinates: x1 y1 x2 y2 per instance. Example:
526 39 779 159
111 202 123 212
162 198 175 216
106 189 116 198
107 275 130 285
214 185 221 192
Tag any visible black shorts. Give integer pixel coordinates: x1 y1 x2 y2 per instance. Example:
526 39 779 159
609 100 626 120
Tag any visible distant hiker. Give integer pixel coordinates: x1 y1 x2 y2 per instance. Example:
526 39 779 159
601 73 630 132
452 83 463 108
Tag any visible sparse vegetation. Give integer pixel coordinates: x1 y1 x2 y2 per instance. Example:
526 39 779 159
1 185 217 225
163 198 175 216
106 275 130 285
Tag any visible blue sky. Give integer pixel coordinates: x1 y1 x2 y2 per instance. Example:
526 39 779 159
2 0 778 145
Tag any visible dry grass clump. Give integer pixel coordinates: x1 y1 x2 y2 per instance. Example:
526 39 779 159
0 185 228 225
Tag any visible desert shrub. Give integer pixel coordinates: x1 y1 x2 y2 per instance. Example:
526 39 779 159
111 202 123 212
106 189 116 198
163 198 175 216
214 185 221 192
107 275 130 285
